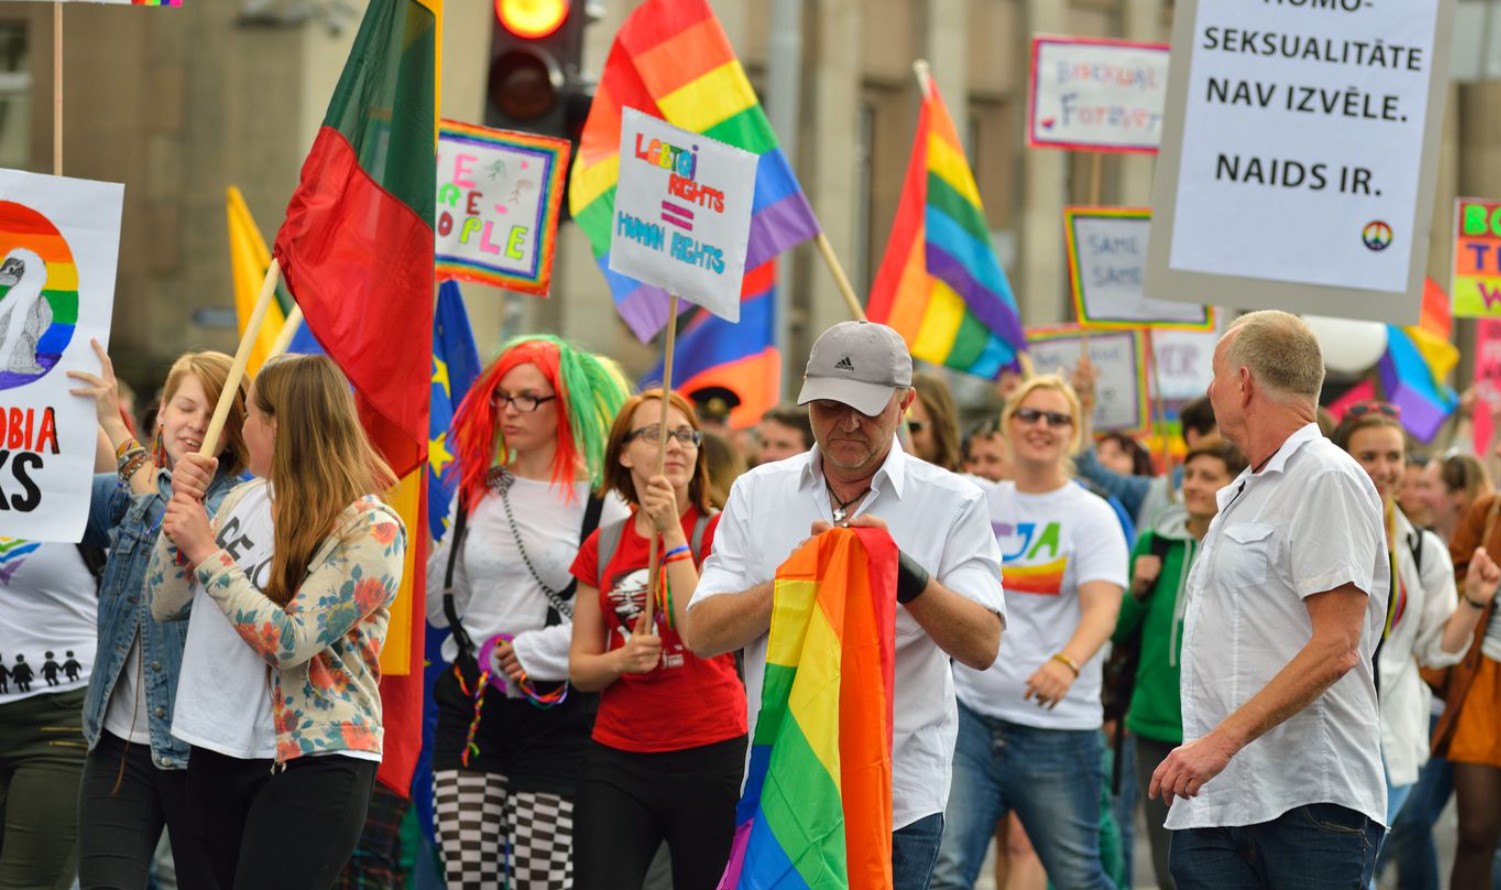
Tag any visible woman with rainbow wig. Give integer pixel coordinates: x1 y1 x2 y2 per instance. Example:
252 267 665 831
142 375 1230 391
426 335 630 890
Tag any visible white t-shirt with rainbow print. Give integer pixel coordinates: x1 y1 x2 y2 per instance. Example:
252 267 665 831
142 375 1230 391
954 480 1129 731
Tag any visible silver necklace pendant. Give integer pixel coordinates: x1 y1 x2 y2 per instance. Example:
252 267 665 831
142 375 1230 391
832 506 848 523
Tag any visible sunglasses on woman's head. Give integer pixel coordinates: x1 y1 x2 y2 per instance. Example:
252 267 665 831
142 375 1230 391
1346 401 1400 419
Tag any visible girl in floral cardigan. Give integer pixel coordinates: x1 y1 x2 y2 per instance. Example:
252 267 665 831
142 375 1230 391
154 354 406 889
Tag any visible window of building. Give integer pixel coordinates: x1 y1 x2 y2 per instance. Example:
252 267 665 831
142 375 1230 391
0 25 28 170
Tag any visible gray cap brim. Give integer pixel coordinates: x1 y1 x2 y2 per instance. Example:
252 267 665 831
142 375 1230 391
796 377 898 416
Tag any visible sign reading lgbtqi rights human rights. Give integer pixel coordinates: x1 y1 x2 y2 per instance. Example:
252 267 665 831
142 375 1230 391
1064 206 1213 330
1451 198 1501 317
1027 325 1149 433
609 108 758 322
1146 0 1454 325
1028 36 1170 153
0 169 122 541
435 121 569 296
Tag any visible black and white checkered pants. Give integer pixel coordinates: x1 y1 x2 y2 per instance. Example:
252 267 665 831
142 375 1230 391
434 769 574 890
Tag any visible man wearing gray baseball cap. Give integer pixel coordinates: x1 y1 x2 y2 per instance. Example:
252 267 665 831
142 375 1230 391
687 320 1007 888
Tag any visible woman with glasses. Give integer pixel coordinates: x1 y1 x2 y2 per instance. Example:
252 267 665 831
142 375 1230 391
934 375 1128 890
567 389 746 890
1330 403 1500 888
426 335 630 890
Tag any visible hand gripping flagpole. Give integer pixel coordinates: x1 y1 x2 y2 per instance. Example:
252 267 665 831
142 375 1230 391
640 293 681 635
200 259 282 458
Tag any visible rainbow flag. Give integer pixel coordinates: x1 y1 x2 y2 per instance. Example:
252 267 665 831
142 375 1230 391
642 260 780 430
719 527 897 890
569 0 820 342
867 73 1025 378
1381 278 1459 442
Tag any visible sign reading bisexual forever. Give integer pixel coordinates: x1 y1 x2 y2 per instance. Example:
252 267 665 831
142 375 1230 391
1029 36 1170 153
610 108 758 322
0 169 122 542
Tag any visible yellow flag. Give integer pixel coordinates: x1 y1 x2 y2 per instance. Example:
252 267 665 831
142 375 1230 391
225 187 288 377
378 467 424 676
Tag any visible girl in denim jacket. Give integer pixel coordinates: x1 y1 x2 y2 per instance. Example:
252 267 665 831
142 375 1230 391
68 344 249 890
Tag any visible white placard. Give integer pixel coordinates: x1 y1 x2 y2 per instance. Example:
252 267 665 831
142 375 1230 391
1150 329 1219 401
1027 328 1146 433
1147 0 1453 324
1067 209 1210 327
608 109 759 322
1029 36 1170 153
0 169 122 541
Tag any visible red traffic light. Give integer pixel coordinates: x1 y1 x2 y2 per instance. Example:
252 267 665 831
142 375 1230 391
496 0 569 40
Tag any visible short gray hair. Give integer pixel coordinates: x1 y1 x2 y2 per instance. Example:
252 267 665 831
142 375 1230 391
1224 311 1324 400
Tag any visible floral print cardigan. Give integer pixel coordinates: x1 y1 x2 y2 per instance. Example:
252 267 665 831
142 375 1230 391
148 480 407 763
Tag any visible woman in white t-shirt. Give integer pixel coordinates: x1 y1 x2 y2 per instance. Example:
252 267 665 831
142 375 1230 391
425 335 630 890
933 375 1129 890
0 542 98 889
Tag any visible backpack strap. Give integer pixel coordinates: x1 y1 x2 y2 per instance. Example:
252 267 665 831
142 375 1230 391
593 518 628 595
690 510 715 560
442 493 478 663
75 544 108 591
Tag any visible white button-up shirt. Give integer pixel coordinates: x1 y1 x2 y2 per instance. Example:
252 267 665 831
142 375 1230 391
1167 423 1389 830
690 441 1007 830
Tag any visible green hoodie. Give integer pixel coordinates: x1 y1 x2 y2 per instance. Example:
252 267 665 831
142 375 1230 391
1112 507 1198 745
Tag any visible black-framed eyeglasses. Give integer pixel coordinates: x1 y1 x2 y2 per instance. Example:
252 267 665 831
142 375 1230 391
627 425 703 447
1013 407 1073 428
1346 401 1400 420
491 391 557 413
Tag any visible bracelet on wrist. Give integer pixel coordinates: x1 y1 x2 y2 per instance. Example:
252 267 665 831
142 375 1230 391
114 437 141 460
1050 652 1081 677
117 448 149 483
662 551 693 565
1465 594 1491 610
662 544 690 559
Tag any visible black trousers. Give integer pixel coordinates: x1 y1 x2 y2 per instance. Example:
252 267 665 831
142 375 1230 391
571 735 746 890
188 747 377 890
76 731 218 890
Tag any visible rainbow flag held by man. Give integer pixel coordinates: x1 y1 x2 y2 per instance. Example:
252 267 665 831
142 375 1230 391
642 260 780 430
719 527 897 890
867 72 1025 379
569 0 820 342
270 0 439 797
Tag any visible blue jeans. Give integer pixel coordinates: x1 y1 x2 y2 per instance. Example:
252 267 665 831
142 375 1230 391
892 813 944 890
931 703 1117 890
1170 803 1384 889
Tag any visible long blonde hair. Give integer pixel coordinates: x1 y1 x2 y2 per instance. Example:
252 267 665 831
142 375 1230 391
254 355 395 606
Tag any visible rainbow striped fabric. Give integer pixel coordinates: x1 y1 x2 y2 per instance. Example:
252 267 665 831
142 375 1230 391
719 528 897 890
867 74 1025 378
1380 278 1459 442
569 0 820 342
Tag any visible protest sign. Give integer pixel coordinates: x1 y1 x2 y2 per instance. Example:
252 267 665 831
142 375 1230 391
1027 325 1148 433
1452 197 1501 317
1145 0 1455 325
609 108 759 322
1474 319 1501 452
1028 36 1170 153
1150 329 1218 401
435 121 569 296
1064 206 1213 330
0 169 122 541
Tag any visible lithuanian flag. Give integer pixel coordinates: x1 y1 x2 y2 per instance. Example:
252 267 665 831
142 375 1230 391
867 70 1026 379
270 0 439 798
720 528 897 890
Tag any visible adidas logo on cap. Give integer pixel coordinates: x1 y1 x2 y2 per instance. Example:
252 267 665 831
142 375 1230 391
834 356 854 371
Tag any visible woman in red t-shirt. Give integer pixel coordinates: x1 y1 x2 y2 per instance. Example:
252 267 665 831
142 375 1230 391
568 388 748 890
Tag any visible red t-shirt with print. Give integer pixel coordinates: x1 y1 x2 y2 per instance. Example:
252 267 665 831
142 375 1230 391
570 507 747 753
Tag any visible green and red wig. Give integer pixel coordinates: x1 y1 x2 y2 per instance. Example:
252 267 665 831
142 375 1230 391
451 334 630 511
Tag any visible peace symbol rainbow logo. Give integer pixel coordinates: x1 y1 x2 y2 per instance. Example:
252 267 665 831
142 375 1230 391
1362 221 1394 253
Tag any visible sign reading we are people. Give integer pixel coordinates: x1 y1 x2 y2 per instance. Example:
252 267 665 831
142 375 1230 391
1028 36 1170 153
435 121 570 295
1146 0 1455 325
0 169 122 541
609 108 758 322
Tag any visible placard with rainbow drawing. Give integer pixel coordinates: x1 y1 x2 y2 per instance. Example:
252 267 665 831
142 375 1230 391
435 120 570 295
0 168 122 541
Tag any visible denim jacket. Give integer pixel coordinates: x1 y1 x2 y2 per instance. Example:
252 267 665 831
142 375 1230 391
81 469 237 769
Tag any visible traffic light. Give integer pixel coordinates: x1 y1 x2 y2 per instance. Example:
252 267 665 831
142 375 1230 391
487 0 589 139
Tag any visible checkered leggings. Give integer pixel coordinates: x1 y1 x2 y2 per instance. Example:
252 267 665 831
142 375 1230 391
434 769 575 890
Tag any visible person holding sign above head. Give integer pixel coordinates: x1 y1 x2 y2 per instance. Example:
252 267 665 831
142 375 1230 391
687 320 1006 890
153 354 406 889
932 374 1129 890
567 388 747 890
66 344 249 890
426 335 630 890
1151 312 1389 890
